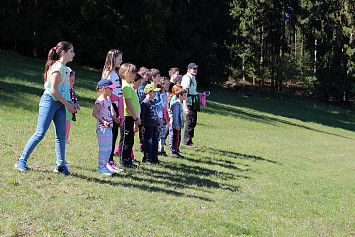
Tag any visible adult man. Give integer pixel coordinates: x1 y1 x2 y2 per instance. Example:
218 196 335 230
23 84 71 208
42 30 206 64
181 63 200 147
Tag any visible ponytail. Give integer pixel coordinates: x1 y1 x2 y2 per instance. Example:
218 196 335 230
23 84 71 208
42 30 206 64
43 41 72 81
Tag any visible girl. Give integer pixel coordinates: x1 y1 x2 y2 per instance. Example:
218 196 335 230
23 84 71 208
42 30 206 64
101 49 123 172
92 79 122 175
168 84 183 155
15 41 76 175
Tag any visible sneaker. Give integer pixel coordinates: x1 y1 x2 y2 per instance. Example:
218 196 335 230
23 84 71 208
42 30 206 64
14 159 27 171
159 151 168 157
97 166 114 176
53 165 71 176
107 161 124 173
65 162 69 167
183 143 196 148
171 152 184 158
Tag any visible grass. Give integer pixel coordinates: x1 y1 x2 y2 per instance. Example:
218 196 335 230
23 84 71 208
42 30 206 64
0 51 354 236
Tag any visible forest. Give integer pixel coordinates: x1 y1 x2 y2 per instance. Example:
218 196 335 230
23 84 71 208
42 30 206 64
0 0 354 103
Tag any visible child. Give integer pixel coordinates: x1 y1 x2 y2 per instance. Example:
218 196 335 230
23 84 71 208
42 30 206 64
101 49 123 172
136 66 150 104
168 67 180 92
118 63 141 168
168 87 187 158
64 69 80 166
92 79 122 175
140 84 162 164
157 78 170 156
15 41 76 175
113 73 143 161
136 66 150 152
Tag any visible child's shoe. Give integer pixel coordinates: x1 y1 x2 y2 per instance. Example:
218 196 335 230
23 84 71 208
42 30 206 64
107 161 123 173
14 159 27 171
171 152 184 158
97 166 114 176
53 165 71 176
160 151 168 157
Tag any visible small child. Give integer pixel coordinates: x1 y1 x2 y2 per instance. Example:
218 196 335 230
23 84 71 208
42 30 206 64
119 63 141 168
64 69 80 166
168 86 186 158
157 77 170 156
140 84 162 164
92 79 122 175
136 67 150 153
136 66 150 104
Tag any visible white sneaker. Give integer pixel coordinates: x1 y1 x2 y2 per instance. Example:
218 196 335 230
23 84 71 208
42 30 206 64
97 166 114 176
107 162 124 173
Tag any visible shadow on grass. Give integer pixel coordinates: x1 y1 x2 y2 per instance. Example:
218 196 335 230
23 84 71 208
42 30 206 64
0 76 97 111
72 173 214 202
204 97 354 139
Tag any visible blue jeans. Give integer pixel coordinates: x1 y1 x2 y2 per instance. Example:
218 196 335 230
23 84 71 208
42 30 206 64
20 93 67 167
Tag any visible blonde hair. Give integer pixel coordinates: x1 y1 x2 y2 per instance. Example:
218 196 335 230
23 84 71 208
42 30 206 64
119 63 137 79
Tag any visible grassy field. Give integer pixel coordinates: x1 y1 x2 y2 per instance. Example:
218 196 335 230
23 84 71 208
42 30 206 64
0 51 354 236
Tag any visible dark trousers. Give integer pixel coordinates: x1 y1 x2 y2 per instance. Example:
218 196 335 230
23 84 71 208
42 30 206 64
169 126 181 153
183 107 197 145
119 116 134 166
143 126 159 163
109 103 119 162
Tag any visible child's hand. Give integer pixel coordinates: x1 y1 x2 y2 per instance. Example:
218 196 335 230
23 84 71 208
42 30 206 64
113 116 120 124
134 124 139 132
67 101 76 113
184 108 189 116
157 126 162 133
134 118 141 126
76 104 81 110
103 121 111 128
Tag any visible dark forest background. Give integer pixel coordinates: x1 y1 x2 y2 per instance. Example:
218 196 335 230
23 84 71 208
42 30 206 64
0 0 354 103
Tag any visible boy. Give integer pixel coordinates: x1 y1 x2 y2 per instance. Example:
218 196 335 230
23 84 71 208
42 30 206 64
136 66 150 104
118 63 141 168
168 67 180 93
140 84 162 164
169 88 187 158
157 77 170 156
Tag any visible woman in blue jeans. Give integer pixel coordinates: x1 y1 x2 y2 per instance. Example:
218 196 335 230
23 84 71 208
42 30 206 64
15 41 76 175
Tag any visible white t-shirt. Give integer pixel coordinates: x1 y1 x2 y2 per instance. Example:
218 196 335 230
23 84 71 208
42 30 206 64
107 71 123 101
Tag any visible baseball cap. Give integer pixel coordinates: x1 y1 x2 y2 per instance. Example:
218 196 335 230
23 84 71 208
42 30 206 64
97 79 118 89
144 84 161 94
187 63 198 69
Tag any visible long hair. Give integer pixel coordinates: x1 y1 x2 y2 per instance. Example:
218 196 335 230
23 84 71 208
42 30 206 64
168 84 182 109
101 49 123 80
43 41 72 81
119 63 137 80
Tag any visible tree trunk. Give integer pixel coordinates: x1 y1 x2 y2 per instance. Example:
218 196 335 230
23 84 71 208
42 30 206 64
260 25 264 86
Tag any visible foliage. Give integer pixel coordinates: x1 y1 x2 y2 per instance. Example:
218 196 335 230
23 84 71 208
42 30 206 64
0 0 353 101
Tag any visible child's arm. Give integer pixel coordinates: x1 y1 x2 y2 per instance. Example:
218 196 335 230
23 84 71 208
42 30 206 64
92 102 110 128
125 98 141 125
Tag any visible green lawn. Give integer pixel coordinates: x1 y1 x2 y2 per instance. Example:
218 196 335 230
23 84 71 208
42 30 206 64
0 51 354 236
